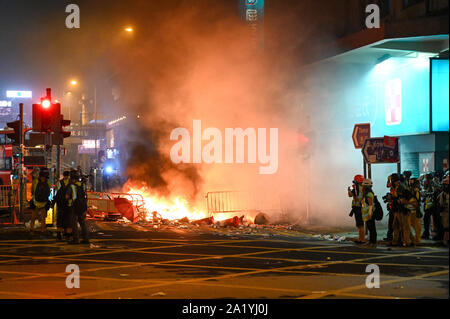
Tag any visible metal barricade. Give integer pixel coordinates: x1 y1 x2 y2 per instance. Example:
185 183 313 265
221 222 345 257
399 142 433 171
0 185 18 223
87 191 145 218
206 190 282 216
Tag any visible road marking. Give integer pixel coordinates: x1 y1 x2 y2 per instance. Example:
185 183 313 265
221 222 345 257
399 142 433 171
297 269 449 299
181 281 403 299
64 243 445 298
0 234 447 299
0 290 54 298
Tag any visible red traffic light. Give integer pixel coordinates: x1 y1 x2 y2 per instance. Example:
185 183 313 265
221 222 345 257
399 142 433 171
41 99 51 109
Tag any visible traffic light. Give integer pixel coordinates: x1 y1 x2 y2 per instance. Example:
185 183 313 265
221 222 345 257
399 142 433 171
53 116 71 145
32 88 61 133
60 118 71 139
6 120 20 145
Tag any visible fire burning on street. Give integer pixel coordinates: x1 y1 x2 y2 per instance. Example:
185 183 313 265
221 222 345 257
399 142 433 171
123 181 232 223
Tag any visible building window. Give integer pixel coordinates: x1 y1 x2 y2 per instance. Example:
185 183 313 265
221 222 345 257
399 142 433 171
403 0 424 9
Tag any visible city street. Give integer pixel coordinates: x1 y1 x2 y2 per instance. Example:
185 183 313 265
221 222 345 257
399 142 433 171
0 0 448 306
0 221 448 299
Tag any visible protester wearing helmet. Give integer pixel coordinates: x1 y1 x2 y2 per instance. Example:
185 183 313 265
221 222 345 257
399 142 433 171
403 171 412 187
361 179 377 247
348 174 366 244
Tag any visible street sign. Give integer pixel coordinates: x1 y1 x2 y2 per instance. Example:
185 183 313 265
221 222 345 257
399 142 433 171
352 123 370 149
362 136 399 164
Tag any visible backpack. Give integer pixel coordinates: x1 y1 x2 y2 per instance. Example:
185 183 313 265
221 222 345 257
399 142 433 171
74 183 88 213
373 195 384 221
54 180 68 204
35 181 50 203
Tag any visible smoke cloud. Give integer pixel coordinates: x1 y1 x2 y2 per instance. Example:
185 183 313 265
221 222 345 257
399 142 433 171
107 0 359 226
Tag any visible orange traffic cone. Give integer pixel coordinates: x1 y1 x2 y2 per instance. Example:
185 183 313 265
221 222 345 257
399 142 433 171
13 210 19 224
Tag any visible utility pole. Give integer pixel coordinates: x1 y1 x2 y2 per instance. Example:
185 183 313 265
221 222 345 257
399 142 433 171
94 86 97 170
18 103 24 222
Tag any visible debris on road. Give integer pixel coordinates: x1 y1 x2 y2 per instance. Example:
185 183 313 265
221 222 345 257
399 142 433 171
192 216 215 225
313 234 347 242
254 212 270 225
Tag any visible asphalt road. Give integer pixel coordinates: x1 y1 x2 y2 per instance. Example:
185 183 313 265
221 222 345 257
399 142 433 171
0 221 448 299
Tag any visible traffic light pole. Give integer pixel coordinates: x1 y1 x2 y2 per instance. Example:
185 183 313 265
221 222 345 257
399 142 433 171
19 103 24 222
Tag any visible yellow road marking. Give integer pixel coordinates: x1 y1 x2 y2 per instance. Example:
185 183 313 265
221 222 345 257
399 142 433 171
298 269 449 299
0 234 447 299
0 290 54 298
65 243 442 298
181 281 403 299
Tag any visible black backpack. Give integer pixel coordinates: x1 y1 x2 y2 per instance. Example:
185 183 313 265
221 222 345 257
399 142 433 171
35 181 50 203
54 180 68 204
74 183 88 213
373 195 384 221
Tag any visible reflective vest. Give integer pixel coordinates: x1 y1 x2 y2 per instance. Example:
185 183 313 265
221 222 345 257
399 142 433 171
362 192 374 222
351 185 364 207
424 185 435 210
66 183 78 208
405 197 419 215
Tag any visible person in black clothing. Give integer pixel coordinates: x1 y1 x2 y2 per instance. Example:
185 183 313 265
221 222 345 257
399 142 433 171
66 172 90 244
30 169 51 239
384 173 400 241
54 171 71 240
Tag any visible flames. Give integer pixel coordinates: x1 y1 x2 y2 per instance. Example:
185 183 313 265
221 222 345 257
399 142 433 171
124 181 230 222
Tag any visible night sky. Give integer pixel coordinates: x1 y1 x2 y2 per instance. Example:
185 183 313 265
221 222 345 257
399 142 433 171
0 0 348 121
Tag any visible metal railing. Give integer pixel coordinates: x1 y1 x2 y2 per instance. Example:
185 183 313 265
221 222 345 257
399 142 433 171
0 185 19 223
87 191 145 216
206 190 282 215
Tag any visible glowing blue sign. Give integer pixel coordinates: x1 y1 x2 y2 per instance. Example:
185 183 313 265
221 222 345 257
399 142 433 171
366 56 430 136
6 90 32 98
431 59 449 132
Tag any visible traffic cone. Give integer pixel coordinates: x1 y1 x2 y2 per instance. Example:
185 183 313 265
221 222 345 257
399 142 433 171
192 216 215 225
221 216 240 227
13 210 19 224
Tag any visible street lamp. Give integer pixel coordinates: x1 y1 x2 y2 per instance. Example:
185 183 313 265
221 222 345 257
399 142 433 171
70 80 78 86
124 26 133 33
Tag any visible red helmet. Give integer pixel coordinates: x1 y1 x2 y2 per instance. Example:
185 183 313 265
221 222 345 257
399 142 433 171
354 175 364 184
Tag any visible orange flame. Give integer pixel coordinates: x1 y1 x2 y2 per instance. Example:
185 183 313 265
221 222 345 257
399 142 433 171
123 181 232 222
